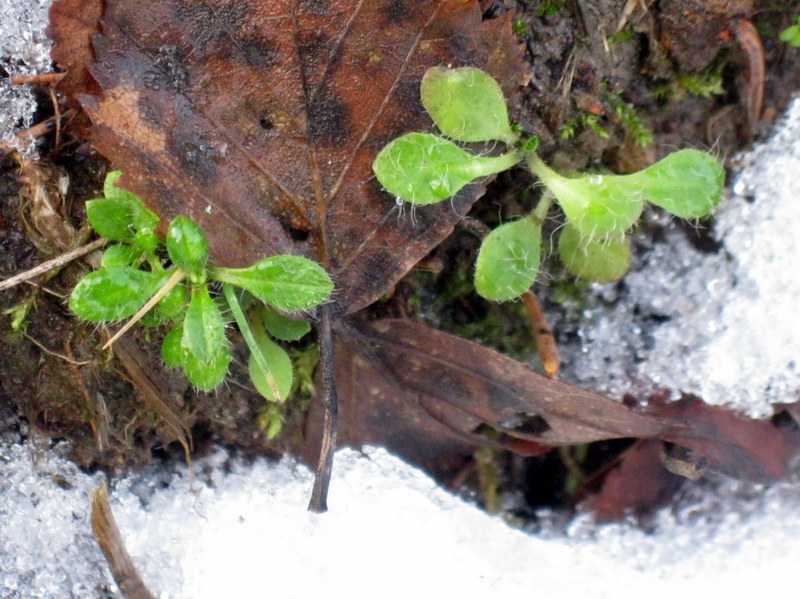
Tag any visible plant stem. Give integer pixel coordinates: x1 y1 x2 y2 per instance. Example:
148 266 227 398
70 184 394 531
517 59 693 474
222 284 281 401
308 302 337 513
531 191 552 225
468 149 522 179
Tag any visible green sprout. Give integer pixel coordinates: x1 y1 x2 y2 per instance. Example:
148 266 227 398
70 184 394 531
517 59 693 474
69 172 333 399
780 16 800 46
606 88 654 148
537 0 566 17
559 112 609 141
372 66 724 301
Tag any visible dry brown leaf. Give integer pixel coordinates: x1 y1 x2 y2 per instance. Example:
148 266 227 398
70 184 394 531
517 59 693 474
309 318 674 473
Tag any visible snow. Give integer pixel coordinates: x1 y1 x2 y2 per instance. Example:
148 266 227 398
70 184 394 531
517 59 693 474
4 2 800 597
0 0 53 158
3 442 800 599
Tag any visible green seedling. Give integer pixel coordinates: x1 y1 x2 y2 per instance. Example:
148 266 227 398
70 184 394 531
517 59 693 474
373 66 724 301
780 16 800 46
70 171 333 398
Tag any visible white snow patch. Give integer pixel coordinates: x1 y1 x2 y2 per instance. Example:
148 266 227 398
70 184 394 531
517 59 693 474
4 443 800 599
0 0 53 157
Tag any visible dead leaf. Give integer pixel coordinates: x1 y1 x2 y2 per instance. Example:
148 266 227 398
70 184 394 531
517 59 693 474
578 439 684 522
49 0 524 316
310 318 674 473
653 396 800 482
47 0 103 102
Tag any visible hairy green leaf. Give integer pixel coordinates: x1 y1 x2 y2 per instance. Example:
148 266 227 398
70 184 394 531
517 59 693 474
208 256 333 311
475 218 541 301
529 157 644 237
372 132 520 205
260 306 311 341
558 223 631 283
162 324 184 368
182 345 231 390
100 244 141 268
640 149 724 218
421 66 517 144
167 215 210 275
182 284 225 362
69 267 168 321
248 328 293 403
153 283 187 320
131 230 160 255
85 197 141 242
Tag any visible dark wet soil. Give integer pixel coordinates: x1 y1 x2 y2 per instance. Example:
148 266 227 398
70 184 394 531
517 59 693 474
2 0 800 517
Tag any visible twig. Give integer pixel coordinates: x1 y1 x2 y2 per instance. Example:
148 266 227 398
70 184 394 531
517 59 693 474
521 290 560 378
0 109 77 159
50 86 62 151
10 73 65 86
308 302 338 513
23 333 93 366
91 481 158 599
23 279 70 299
0 237 106 292
732 19 765 141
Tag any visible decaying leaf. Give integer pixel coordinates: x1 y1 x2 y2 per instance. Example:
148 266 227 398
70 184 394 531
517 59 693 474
49 0 524 316
310 318 674 474
653 397 800 482
314 319 800 488
578 440 685 522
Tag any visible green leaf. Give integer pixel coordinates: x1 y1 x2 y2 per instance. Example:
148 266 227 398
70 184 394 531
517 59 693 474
100 244 142 268
162 322 231 389
260 306 311 341
69 267 168 321
639 149 724 219
182 345 231 390
474 218 541 301
222 284 293 403
87 171 154 242
86 197 142 242
153 283 187 320
248 328 293 403
134 208 160 233
132 230 161 255
162 324 184 368
529 150 723 237
103 171 144 206
167 215 209 274
779 19 800 46
372 132 520 205
420 66 517 144
558 223 631 283
529 157 644 237
182 284 225 362
208 255 333 311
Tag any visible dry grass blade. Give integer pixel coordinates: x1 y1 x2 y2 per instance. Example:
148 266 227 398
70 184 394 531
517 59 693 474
0 237 105 291
111 336 192 460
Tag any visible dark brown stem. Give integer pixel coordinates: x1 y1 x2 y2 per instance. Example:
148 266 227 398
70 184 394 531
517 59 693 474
308 302 338 513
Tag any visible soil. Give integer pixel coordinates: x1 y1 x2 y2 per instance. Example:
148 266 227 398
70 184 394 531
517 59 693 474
2 0 800 518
